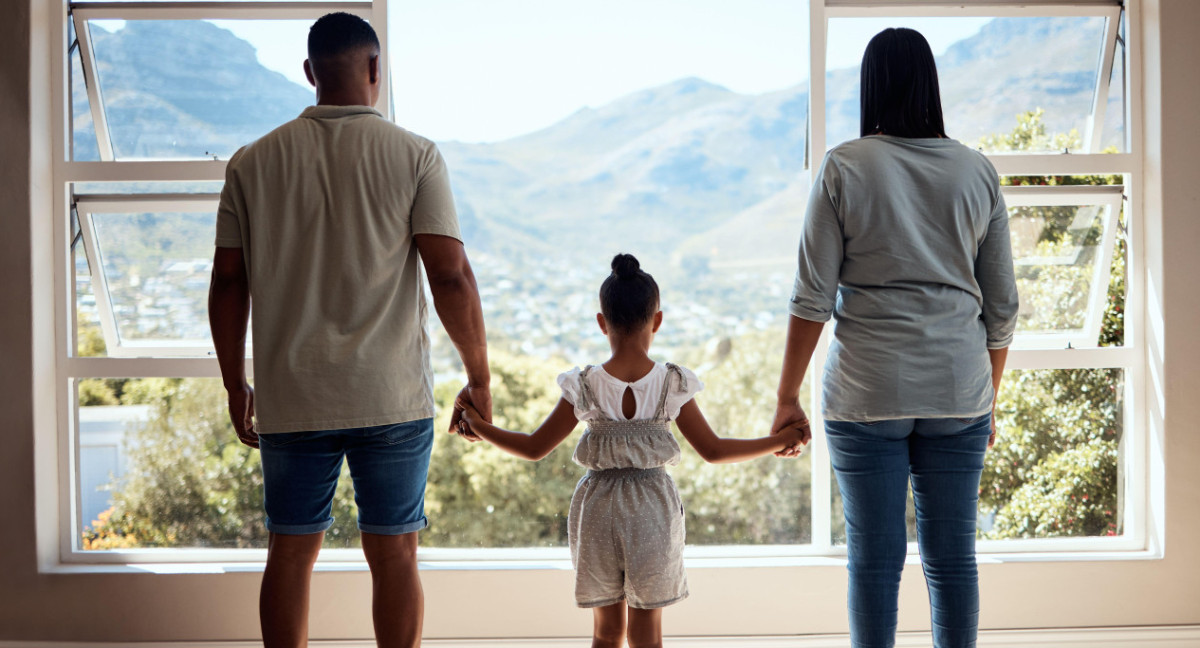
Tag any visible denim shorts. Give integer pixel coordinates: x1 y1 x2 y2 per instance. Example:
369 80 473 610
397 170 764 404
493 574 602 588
258 418 434 535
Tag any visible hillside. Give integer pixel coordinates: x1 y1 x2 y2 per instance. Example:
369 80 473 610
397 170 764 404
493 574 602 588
75 16 1113 269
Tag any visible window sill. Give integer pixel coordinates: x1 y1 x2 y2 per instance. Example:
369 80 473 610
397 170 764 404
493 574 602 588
44 545 1162 575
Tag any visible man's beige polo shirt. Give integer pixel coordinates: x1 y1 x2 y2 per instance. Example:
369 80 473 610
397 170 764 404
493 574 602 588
215 105 460 434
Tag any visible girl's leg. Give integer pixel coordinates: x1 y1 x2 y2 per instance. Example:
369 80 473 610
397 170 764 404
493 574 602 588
591 602 626 648
910 416 992 648
626 606 663 648
826 419 915 648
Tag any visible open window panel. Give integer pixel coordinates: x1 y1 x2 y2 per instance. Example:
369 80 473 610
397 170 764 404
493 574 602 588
73 191 243 357
821 3 1124 154
67 1 381 162
1003 183 1124 350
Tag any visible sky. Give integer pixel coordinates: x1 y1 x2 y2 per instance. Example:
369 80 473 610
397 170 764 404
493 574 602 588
95 6 989 143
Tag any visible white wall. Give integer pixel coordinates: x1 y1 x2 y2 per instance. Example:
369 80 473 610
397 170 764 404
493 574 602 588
1 0 1198 641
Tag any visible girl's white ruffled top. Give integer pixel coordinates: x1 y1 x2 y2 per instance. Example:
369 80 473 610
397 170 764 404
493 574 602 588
557 362 703 470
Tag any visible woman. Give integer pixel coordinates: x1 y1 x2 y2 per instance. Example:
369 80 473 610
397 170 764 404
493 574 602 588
772 28 1019 648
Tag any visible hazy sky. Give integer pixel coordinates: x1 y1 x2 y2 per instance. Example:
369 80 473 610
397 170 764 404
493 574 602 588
99 6 989 143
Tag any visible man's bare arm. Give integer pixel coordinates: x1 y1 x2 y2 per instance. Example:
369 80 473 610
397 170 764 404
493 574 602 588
414 234 491 432
208 246 257 447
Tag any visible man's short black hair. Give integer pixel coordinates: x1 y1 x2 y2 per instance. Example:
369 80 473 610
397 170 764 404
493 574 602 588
308 12 380 63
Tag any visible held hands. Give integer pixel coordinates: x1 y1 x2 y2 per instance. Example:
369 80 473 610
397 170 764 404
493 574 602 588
451 383 492 442
226 382 258 448
771 397 811 458
458 401 484 436
775 420 809 456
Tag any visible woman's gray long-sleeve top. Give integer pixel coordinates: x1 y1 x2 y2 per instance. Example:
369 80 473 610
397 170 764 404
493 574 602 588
790 135 1020 422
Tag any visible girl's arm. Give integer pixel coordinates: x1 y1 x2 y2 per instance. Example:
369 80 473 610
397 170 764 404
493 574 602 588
460 398 579 461
674 400 807 464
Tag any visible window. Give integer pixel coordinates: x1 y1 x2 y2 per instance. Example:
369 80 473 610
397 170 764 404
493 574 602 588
59 0 1144 563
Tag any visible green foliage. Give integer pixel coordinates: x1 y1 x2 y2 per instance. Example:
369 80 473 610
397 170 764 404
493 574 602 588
674 329 811 544
978 108 1081 154
424 350 578 547
78 379 119 406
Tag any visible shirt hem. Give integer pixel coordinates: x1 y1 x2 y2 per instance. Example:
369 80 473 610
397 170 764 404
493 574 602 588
256 407 436 434
412 221 463 243
214 238 243 248
823 408 992 423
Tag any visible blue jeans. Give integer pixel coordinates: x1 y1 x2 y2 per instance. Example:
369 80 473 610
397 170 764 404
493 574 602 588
825 415 991 648
258 419 435 535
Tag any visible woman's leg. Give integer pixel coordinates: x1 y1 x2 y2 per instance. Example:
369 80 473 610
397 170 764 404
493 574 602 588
909 416 992 648
591 602 626 648
826 419 915 648
626 606 663 648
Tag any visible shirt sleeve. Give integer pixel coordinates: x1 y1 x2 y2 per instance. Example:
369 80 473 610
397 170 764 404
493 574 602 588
557 367 598 421
411 143 462 242
664 365 705 421
975 188 1020 349
789 154 844 322
214 147 247 248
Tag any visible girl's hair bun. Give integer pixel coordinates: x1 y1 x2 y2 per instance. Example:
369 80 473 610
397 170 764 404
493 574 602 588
611 253 641 278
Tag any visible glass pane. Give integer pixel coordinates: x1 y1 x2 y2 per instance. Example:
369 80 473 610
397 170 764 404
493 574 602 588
825 17 1113 153
75 243 107 358
397 0 813 547
1100 17 1127 152
78 378 360 550
70 29 102 162
1009 201 1117 346
87 19 314 160
983 368 1125 539
826 368 1124 544
91 209 219 349
74 181 224 194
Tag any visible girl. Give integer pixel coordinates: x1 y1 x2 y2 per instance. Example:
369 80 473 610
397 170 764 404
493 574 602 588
460 253 808 648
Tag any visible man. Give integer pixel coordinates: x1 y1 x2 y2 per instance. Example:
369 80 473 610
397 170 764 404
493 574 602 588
208 12 490 647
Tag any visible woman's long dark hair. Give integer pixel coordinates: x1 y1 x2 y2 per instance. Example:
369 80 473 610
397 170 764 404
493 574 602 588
859 28 947 139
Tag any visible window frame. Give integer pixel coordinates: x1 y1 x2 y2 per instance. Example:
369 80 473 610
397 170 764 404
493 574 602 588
54 0 1149 567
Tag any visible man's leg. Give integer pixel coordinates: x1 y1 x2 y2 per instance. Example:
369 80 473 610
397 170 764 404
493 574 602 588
261 531 325 648
345 420 435 648
362 531 423 648
258 428 345 648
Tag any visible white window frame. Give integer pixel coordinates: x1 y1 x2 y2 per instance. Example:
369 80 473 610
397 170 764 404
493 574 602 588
75 193 222 357
1004 184 1125 351
55 0 1148 567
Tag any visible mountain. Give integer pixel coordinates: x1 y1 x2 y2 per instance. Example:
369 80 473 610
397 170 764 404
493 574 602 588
73 16 1113 270
74 20 313 160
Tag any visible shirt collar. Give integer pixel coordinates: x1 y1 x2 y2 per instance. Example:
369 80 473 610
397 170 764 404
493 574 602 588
299 105 383 120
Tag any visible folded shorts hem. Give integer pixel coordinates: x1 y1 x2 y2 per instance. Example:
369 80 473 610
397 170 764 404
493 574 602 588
577 596 625 609
266 518 335 535
359 516 428 535
628 590 689 610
